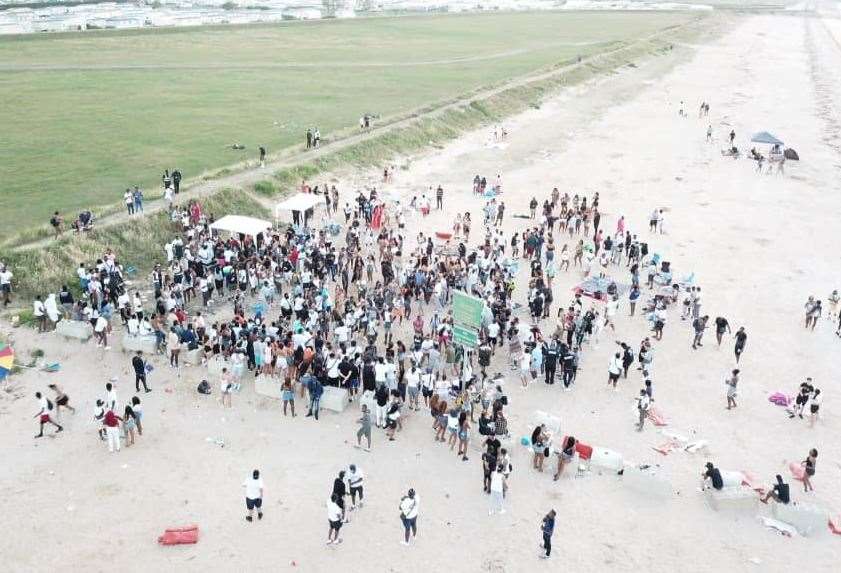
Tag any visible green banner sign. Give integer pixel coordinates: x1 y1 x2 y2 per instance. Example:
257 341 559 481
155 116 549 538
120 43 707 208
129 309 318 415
453 291 483 330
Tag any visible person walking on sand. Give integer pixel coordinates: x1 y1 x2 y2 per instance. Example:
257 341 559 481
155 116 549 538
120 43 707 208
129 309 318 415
801 449 817 492
706 125 713 142
48 383 75 417
243 469 264 522
132 351 151 393
103 406 123 453
356 404 372 451
258 146 266 168
607 352 622 389
714 316 731 347
399 488 419 546
691 315 709 349
734 326 747 363
34 392 63 438
809 388 821 427
327 493 343 545
220 368 234 408
540 510 556 559
488 464 506 515
725 369 739 410
347 464 364 510
729 129 735 146
635 389 650 431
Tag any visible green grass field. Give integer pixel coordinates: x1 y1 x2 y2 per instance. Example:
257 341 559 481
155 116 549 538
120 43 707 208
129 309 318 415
0 11 694 237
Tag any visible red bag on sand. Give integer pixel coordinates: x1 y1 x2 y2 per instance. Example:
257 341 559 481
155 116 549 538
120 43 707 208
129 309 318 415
158 525 199 545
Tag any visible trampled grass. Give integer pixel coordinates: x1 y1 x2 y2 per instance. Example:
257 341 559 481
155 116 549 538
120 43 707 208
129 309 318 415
0 10 696 236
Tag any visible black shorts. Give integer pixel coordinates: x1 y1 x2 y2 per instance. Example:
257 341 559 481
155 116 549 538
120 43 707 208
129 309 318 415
329 520 342 531
609 373 619 382
56 396 69 406
810 404 819 414
422 387 433 398
350 486 363 500
245 497 262 510
796 396 806 406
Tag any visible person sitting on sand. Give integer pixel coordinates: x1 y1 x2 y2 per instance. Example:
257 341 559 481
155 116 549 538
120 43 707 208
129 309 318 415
760 475 790 505
701 462 724 491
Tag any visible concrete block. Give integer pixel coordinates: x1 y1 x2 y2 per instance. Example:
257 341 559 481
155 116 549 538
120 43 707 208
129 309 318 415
121 334 158 354
534 409 561 435
705 486 758 513
590 447 624 472
184 348 203 365
255 376 283 400
321 386 349 413
55 320 92 341
772 502 829 537
622 469 673 499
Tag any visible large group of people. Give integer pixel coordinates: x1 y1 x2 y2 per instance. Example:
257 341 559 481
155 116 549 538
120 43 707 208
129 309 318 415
17 104 833 557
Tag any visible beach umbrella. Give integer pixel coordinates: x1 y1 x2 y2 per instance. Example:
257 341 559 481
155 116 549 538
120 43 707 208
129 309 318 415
0 343 15 379
751 131 784 146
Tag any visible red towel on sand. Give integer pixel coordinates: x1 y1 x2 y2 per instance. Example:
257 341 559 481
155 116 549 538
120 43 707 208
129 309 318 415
158 525 199 545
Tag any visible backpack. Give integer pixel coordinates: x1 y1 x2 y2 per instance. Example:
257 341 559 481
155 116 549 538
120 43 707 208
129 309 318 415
197 380 211 395
47 399 54 411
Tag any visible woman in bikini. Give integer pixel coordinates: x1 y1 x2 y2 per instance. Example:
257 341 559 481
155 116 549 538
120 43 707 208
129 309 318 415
801 448 817 492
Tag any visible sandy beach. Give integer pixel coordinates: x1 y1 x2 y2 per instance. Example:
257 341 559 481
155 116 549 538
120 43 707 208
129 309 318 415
1 12 839 573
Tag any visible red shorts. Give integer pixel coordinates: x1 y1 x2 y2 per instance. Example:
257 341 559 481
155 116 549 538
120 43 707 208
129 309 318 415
40 414 51 423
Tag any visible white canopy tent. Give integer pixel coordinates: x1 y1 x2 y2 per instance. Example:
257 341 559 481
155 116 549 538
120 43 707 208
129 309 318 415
274 192 325 228
274 193 324 218
209 215 272 237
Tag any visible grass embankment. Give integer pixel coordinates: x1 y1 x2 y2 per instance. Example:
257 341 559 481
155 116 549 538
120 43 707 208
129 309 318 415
1 188 268 302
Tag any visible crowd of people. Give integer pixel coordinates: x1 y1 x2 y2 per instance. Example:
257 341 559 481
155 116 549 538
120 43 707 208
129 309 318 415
18 106 833 556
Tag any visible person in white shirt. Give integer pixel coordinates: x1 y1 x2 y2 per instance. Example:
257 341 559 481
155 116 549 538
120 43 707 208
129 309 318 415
34 391 63 438
0 265 13 307
636 389 651 431
347 464 364 510
607 352 622 389
242 469 264 522
489 465 506 515
94 315 110 349
327 494 344 545
104 382 118 412
399 488 419 545
33 295 47 332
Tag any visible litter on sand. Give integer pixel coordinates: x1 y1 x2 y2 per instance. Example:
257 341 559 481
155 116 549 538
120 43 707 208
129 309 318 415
759 517 797 537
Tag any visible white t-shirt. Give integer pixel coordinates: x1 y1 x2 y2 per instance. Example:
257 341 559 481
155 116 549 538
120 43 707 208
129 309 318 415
347 468 364 489
327 500 342 522
400 495 419 519
335 325 349 343
0 270 12 285
406 370 420 389
490 471 504 493
243 477 264 499
94 316 108 332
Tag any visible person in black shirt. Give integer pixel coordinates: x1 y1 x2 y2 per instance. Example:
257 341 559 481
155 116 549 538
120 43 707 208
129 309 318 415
258 146 266 167
760 475 790 504
733 327 747 363
701 462 724 490
482 448 497 493
172 169 182 194
332 471 348 522
362 360 376 393
543 339 559 385
714 316 731 346
132 351 150 393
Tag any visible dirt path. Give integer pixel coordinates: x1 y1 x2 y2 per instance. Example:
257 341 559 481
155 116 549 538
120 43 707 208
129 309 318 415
0 41 606 71
10 18 705 253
